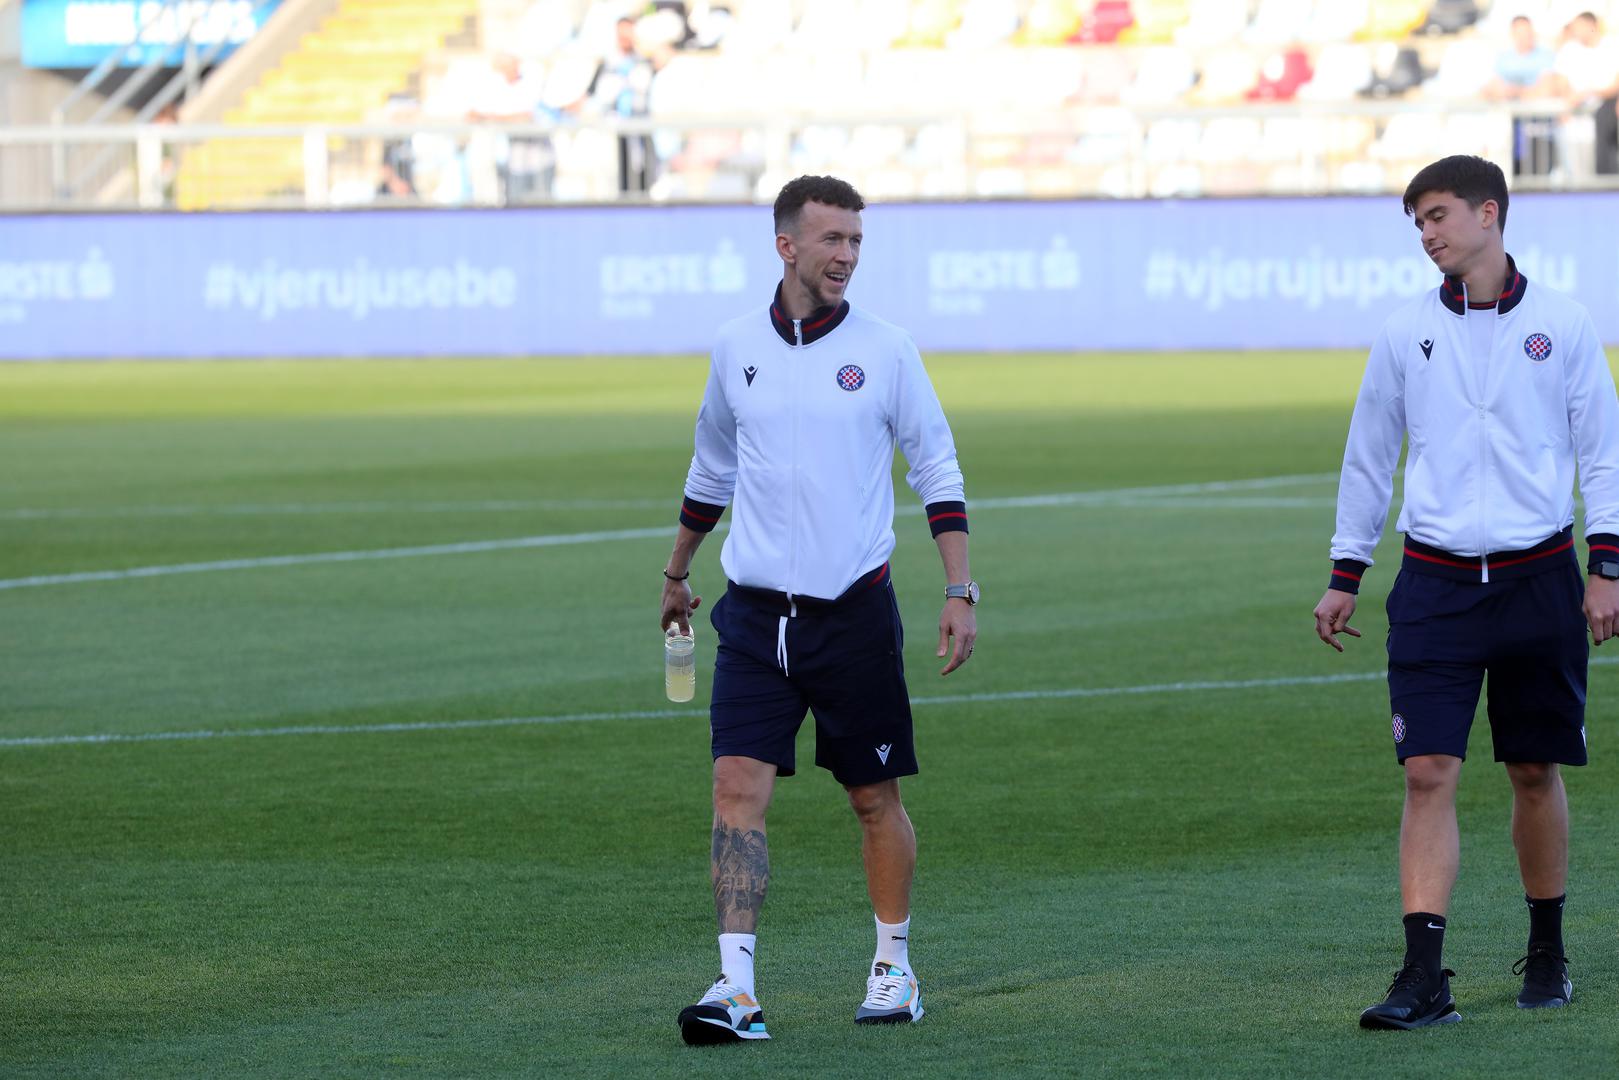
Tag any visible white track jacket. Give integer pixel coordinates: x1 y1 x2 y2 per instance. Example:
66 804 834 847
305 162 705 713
1331 259 1619 586
680 293 966 600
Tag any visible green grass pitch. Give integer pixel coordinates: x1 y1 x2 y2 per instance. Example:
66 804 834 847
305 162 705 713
3 352 1618 1077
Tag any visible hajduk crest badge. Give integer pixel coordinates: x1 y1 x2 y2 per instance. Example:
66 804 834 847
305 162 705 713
836 364 866 391
1524 333 1553 362
1392 714 1406 743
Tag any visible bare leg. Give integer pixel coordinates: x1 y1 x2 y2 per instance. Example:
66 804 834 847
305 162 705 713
1505 761 1568 899
711 755 777 933
847 779 915 923
1400 754 1463 914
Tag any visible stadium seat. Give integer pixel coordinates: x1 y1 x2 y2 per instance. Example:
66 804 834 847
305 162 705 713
1359 0 1429 40
1302 0 1370 43
1175 0 1253 47
1423 38 1495 99
1120 46 1197 104
896 0 965 46
1069 45 1137 101
724 0 793 52
1075 0 1135 43
1297 43 1374 100
1118 0 1190 44
1245 0 1312 43
948 0 1020 47
1188 49 1262 104
1017 0 1086 44
1360 43 1428 97
1247 46 1314 100
1416 0 1482 35
968 48 1083 109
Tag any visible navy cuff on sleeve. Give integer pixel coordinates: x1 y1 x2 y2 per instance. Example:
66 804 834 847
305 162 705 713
679 497 726 533
925 500 968 537
1329 559 1367 594
1587 532 1619 573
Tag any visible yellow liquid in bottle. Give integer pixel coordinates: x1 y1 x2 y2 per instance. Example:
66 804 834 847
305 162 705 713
665 634 696 702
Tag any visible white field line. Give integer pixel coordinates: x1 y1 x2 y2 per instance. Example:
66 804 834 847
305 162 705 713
0 473 1338 521
0 474 1335 592
0 497 672 520
0 668 1387 749
9 658 1615 750
0 526 673 591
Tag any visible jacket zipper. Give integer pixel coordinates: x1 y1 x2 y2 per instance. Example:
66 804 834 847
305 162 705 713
788 318 802 605
1476 294 1492 583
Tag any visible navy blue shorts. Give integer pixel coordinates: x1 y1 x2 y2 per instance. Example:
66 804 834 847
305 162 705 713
708 564 916 788
1385 562 1588 765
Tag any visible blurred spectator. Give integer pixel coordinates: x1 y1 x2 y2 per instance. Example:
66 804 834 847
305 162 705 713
589 16 660 193
467 51 557 202
688 3 733 48
1548 10 1619 173
1484 16 1560 176
1486 14 1556 97
374 94 418 200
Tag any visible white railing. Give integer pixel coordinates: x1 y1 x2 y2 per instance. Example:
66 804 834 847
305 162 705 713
0 99 1614 211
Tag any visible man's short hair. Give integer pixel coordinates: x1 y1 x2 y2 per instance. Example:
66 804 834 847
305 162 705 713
1402 155 1509 234
1511 13 1531 25
773 175 866 235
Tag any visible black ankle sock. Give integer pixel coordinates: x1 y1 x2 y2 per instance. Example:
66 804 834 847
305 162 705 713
1526 894 1566 954
1402 912 1446 976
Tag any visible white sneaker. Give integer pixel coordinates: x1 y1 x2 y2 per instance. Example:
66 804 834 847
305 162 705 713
855 961 924 1024
678 976 770 1044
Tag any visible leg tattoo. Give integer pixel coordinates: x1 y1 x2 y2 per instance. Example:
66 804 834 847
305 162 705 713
712 821 770 934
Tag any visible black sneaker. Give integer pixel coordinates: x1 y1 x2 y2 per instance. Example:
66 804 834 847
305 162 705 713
1358 962 1462 1030
677 976 770 1045
1514 947 1572 1009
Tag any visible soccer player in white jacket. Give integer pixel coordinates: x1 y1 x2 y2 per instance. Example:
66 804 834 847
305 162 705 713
1313 156 1619 1029
660 176 978 1044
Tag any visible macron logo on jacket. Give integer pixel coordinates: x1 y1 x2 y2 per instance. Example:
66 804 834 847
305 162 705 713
680 289 967 601
1330 257 1619 589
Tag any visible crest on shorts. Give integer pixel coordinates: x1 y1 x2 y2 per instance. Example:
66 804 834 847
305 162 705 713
1524 333 1553 362
836 364 866 391
1392 713 1406 743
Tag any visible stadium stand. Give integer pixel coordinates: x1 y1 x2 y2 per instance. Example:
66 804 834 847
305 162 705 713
9 0 1619 207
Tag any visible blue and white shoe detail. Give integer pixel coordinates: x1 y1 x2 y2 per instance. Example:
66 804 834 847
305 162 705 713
678 977 770 1044
855 962 924 1024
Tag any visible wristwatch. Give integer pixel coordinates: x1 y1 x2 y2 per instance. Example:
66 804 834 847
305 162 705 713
945 581 980 605
1591 561 1619 580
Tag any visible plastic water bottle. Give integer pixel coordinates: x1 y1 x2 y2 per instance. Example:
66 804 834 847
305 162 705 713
665 627 696 702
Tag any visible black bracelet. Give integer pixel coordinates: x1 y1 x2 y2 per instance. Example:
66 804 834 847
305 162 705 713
663 569 689 581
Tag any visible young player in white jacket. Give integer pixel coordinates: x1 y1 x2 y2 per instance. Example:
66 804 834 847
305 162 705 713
1314 156 1619 1029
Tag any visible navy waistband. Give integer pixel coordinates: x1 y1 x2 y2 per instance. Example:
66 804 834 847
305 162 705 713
727 562 890 616
1401 526 1575 582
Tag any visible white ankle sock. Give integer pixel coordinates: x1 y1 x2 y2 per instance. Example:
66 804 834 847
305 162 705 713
718 933 757 996
874 916 911 972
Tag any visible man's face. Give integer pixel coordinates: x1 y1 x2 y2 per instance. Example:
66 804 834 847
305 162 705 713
1572 15 1599 46
1511 18 1535 51
1411 190 1497 277
781 201 861 310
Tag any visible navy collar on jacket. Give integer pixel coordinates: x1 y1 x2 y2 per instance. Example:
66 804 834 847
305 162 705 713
1440 253 1527 317
768 283 850 346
